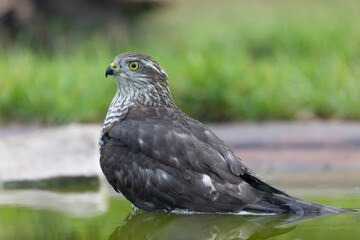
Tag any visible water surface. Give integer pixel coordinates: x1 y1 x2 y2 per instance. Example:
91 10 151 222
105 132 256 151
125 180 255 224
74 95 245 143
0 188 359 240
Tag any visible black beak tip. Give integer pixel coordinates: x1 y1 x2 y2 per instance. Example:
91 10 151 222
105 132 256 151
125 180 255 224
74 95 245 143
105 66 115 78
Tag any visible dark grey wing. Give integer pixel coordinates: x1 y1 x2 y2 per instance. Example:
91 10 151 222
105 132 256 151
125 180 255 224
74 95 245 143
102 137 257 212
184 116 287 194
101 107 341 213
101 135 262 212
107 108 250 181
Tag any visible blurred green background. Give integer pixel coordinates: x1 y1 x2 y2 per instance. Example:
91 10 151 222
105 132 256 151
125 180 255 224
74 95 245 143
1 0 359 123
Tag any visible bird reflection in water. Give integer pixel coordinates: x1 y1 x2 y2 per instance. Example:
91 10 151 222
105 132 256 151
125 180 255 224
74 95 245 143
108 211 329 240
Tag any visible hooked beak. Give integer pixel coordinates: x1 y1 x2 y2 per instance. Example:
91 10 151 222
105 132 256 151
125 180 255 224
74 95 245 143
105 66 115 78
105 61 118 78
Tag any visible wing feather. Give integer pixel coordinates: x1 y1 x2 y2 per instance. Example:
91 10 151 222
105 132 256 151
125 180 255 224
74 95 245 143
101 106 287 212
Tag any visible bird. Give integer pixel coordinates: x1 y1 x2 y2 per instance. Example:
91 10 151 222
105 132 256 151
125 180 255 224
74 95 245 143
100 52 355 214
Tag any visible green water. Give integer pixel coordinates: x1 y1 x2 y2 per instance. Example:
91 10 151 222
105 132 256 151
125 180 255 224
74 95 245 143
0 189 359 240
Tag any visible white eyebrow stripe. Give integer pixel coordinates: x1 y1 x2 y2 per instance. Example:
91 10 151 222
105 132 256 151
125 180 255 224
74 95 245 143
159 68 168 78
126 58 168 78
143 61 160 71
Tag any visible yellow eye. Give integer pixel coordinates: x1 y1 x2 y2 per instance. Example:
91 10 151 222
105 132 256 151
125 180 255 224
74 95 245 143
128 61 139 70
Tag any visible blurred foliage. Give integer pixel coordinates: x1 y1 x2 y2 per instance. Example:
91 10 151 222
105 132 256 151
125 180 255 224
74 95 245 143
1 0 360 123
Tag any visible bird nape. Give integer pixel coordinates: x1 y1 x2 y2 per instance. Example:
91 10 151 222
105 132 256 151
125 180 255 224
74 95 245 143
99 52 357 215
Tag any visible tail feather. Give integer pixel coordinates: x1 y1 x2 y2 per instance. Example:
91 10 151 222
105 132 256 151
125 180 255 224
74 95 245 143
244 193 358 214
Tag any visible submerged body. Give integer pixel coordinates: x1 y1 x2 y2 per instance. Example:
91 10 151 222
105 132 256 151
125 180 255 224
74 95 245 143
100 52 354 214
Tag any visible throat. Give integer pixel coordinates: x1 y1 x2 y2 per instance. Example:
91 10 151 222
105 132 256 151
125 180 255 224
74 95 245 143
102 84 176 129
103 90 135 129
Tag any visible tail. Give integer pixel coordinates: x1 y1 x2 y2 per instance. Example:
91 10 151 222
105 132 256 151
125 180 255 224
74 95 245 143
240 172 358 214
244 193 358 215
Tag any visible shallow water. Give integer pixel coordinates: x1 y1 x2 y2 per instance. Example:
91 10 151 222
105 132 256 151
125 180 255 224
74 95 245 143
0 187 359 240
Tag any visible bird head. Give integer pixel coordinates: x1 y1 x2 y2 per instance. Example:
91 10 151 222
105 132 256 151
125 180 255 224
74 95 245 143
106 52 168 88
105 52 174 107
